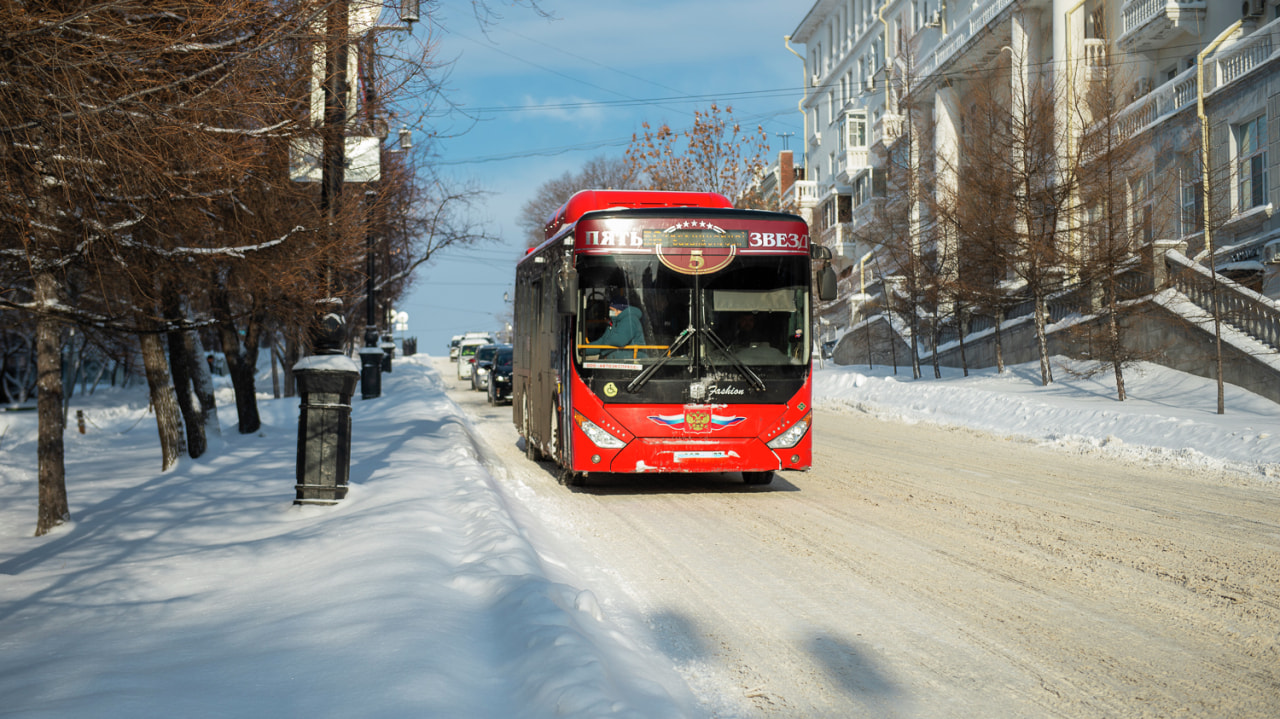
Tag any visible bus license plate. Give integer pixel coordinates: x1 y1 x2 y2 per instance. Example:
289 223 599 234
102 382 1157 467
674 451 728 460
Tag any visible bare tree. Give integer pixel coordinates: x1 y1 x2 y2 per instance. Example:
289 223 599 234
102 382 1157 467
517 156 638 248
1067 51 1175 401
625 104 770 207
0 0 335 533
950 60 1080 386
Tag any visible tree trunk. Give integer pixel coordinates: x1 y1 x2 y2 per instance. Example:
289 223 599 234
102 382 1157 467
993 306 1006 374
164 290 206 458
34 272 70 536
282 331 300 398
138 329 184 470
217 320 261 434
1034 294 1052 386
167 326 206 458
189 330 221 442
909 296 922 380
930 309 942 379
211 286 262 434
1107 286 1126 402
270 333 281 399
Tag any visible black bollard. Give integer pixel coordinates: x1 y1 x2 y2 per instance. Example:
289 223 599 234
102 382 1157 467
380 334 394 373
294 312 359 505
359 346 383 399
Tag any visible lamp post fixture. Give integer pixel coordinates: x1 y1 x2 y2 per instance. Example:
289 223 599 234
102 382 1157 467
358 5 415 396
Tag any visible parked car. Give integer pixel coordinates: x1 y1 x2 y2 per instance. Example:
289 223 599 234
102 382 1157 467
470 343 509 391
487 346 513 405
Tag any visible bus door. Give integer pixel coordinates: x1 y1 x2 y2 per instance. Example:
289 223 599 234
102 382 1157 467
526 276 547 454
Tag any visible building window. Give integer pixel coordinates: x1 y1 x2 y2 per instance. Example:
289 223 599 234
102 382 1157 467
1180 167 1202 237
845 113 867 148
1131 171 1153 243
1236 115 1268 212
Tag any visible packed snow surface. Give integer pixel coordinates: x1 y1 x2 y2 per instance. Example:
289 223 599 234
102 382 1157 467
0 354 1275 718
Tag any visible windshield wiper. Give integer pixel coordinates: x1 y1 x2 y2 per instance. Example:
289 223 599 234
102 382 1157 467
625 326 695 393
700 328 766 392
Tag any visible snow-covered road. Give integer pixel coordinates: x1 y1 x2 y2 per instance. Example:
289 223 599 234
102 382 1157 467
447 359 1280 718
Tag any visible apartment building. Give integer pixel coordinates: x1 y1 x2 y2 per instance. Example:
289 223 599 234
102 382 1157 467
790 0 1280 343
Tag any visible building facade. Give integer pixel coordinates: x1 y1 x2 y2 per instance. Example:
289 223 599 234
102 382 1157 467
790 0 1280 346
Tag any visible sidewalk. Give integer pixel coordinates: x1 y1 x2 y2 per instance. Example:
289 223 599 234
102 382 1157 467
0 355 693 719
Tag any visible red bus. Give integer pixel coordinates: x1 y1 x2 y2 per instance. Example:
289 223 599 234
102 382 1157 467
513 189 835 486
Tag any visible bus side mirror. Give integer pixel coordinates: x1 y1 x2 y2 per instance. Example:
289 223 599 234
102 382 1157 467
817 263 838 301
810 245 832 261
558 270 577 315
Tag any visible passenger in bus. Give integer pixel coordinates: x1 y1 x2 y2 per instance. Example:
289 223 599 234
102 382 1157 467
727 312 766 348
593 300 645 358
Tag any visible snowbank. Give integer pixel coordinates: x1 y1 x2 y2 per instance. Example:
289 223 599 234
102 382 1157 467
0 356 693 719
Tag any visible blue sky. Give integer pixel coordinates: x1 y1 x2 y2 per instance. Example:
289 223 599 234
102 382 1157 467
396 0 810 354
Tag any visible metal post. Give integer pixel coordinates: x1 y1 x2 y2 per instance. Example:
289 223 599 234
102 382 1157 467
295 0 357 504
360 190 382 398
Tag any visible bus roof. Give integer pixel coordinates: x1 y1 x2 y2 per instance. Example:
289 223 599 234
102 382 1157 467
544 190 734 241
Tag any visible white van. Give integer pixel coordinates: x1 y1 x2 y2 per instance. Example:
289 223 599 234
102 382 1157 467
456 334 495 379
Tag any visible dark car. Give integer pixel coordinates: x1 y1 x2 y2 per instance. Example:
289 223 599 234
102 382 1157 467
487 346 513 405
469 343 498 391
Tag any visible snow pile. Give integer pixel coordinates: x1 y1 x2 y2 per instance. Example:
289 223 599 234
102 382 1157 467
814 357 1280 479
0 355 692 719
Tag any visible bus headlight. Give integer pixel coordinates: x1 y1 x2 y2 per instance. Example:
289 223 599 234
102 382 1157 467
574 411 625 449
766 413 810 449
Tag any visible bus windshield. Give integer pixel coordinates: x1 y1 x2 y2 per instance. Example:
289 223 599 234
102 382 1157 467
574 253 810 404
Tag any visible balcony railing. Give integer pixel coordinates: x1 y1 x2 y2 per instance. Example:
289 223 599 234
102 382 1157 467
837 148 869 179
793 180 818 208
916 0 1016 81
1115 18 1280 138
1122 0 1206 38
1083 38 1107 81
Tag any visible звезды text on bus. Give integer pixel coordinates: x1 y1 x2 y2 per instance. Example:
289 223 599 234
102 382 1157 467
513 190 837 487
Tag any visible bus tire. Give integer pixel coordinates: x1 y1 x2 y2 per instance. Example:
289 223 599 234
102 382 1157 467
559 468 587 487
743 471 774 485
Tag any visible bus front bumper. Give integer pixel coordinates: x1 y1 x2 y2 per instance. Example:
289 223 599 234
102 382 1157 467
597 437 808 474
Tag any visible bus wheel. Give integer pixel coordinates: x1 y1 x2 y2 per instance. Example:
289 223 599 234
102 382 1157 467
559 468 587 487
743 471 774 485
525 436 542 462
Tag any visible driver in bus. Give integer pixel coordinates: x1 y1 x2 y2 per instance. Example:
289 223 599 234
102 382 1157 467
592 300 644 358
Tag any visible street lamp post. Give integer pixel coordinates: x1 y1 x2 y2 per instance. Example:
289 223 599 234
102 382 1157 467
297 0 417 503
359 187 383 398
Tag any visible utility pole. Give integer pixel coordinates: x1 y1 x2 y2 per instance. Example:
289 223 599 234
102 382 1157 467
321 0 350 255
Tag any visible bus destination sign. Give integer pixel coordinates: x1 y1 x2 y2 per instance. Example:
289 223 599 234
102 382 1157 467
645 226 746 275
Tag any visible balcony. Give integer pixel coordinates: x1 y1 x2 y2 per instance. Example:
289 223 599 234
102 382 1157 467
915 0 1018 83
1118 0 1207 54
1083 39 1107 82
837 147 870 183
1114 18 1279 139
877 112 906 148
819 223 864 272
793 180 819 210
